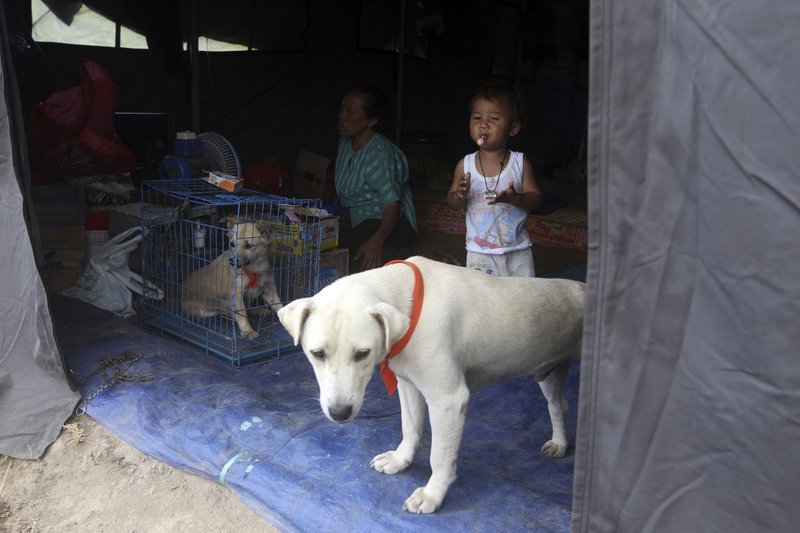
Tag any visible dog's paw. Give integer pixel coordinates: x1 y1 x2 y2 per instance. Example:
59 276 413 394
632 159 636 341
541 439 567 458
402 487 441 514
242 329 259 340
370 451 411 475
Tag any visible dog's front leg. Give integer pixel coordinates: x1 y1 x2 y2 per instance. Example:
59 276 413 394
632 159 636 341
370 378 425 475
261 276 284 316
402 386 469 514
264 277 283 313
233 287 258 339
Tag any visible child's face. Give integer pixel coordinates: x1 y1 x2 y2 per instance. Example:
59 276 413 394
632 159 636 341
338 90 377 138
469 96 520 150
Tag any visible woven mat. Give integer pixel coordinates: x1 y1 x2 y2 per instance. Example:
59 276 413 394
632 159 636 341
543 208 588 228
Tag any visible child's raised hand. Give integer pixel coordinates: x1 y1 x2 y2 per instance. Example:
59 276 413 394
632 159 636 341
456 172 471 200
489 184 517 205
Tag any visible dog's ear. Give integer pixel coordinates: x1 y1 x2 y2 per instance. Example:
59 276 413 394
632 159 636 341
277 298 315 345
258 223 274 241
221 216 236 232
368 302 410 354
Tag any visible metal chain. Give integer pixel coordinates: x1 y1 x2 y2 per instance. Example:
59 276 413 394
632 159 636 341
76 352 155 415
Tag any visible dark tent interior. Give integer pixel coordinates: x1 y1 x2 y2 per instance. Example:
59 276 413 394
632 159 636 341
10 0 589 175
9 0 590 277
1 0 590 531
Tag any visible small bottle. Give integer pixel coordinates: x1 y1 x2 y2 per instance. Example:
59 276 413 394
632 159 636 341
193 227 206 249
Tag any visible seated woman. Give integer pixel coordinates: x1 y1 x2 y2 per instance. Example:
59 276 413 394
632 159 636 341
334 85 417 272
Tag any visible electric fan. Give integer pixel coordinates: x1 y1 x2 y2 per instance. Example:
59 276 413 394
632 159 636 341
197 132 241 177
159 131 241 180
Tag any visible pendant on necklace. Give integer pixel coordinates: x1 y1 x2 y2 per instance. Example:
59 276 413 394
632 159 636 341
478 149 507 201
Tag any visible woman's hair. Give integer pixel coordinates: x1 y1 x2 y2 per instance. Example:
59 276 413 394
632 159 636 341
469 81 525 129
350 84 391 131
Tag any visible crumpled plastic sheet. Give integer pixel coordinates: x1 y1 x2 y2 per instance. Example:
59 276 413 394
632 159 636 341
52 292 580 533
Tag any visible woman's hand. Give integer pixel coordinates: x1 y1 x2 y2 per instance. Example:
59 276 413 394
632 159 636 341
354 235 385 270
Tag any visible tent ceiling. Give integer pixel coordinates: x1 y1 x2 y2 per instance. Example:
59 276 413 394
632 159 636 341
41 0 587 60
44 0 308 51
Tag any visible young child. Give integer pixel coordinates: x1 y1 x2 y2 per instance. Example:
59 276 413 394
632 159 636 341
447 82 542 276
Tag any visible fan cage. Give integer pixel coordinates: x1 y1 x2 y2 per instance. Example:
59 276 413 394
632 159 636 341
198 131 242 177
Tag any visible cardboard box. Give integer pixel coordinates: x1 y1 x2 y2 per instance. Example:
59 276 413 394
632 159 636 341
282 248 349 300
32 184 86 293
203 171 243 192
39 250 84 293
316 248 348 292
32 184 86 251
318 216 339 251
292 150 335 200
270 206 339 255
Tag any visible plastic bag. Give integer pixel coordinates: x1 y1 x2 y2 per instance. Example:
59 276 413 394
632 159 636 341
63 227 164 317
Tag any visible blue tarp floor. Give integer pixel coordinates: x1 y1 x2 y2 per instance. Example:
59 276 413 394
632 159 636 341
50 265 583 533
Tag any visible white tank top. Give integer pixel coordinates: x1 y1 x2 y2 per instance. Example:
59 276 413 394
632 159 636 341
463 150 531 254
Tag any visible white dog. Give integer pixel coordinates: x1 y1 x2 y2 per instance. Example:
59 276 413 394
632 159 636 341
182 219 283 339
278 256 585 514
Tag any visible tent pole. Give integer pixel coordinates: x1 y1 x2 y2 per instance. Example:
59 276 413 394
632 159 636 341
394 0 406 146
188 1 200 132
514 2 526 87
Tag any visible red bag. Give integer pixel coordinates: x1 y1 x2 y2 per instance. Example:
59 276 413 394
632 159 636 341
28 59 136 177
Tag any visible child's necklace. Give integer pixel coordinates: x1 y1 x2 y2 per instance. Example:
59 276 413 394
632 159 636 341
477 150 508 200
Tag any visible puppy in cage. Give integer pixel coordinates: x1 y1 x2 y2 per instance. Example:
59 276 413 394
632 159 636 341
181 217 283 339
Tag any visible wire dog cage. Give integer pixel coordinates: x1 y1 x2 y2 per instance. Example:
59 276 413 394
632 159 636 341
138 180 322 367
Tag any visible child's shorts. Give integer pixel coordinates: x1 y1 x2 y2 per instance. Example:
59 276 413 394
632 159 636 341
466 248 535 277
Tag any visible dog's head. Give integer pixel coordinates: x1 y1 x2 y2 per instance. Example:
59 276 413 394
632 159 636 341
224 219 272 264
278 283 410 424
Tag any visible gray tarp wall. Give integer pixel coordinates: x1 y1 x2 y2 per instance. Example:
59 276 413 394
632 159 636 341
572 1 800 532
0 5 80 459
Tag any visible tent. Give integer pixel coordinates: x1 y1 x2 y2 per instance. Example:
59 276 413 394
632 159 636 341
0 2 81 459
2 0 799 531
572 1 800 530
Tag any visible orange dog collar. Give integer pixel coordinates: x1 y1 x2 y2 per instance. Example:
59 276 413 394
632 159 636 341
380 260 424 396
244 268 260 289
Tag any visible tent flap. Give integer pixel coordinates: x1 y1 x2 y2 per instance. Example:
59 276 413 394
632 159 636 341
572 1 800 531
0 5 80 460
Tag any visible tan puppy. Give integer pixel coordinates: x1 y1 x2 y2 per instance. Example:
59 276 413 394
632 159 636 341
181 219 283 339
278 256 584 514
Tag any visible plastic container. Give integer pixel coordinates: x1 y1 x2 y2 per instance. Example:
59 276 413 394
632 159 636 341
173 131 203 157
86 209 110 231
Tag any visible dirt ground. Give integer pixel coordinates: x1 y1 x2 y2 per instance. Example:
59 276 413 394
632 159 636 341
0 417 280 533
